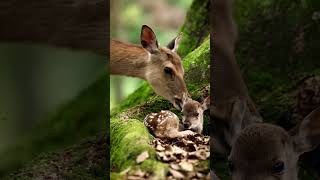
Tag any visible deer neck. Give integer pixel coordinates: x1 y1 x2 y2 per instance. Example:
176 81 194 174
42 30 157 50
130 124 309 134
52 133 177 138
110 40 150 79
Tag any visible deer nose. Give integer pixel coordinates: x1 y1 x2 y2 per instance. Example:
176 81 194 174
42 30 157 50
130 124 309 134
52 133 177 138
174 97 183 110
184 122 190 129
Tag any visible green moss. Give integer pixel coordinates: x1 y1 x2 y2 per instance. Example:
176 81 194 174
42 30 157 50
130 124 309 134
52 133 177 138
178 0 209 58
211 155 231 180
183 37 210 85
110 172 124 180
3 134 107 180
111 82 154 116
232 0 320 127
0 73 108 176
110 118 168 179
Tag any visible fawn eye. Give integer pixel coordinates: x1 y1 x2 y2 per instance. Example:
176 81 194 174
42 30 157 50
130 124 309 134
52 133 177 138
228 161 235 173
164 67 174 79
194 112 199 117
273 161 285 175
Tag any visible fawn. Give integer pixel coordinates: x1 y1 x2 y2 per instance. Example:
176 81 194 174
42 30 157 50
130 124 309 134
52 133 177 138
110 25 188 110
144 110 195 139
182 96 210 134
144 96 210 138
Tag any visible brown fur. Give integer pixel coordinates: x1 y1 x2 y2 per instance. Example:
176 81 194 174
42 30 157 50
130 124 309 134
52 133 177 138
110 25 187 109
211 0 320 179
229 107 320 180
144 110 194 139
110 40 148 78
182 96 210 134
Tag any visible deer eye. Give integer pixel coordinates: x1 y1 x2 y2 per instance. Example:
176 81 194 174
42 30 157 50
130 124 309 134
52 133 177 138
194 112 199 117
166 53 172 59
273 161 285 175
228 161 235 173
164 67 174 79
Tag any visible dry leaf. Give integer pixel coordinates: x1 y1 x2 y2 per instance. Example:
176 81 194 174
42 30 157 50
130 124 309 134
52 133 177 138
151 134 212 179
170 163 180 170
136 151 149 164
179 161 193 172
169 169 185 179
156 144 165 151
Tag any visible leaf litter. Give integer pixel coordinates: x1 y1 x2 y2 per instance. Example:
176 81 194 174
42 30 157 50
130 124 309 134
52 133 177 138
123 134 211 179
154 134 210 179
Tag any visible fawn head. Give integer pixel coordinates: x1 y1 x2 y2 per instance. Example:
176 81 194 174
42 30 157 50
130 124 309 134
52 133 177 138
228 107 320 180
140 25 187 110
182 96 210 134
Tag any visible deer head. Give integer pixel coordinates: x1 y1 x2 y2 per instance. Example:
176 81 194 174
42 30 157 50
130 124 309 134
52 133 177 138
140 25 187 110
181 96 210 134
110 25 188 110
228 107 320 180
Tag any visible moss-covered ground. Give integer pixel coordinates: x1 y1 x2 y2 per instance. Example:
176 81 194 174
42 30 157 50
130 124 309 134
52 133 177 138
1 73 108 178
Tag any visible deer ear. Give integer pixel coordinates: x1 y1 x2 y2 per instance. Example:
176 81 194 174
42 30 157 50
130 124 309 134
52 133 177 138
290 107 320 155
210 98 260 154
211 98 247 146
167 33 182 53
201 96 210 111
141 25 159 53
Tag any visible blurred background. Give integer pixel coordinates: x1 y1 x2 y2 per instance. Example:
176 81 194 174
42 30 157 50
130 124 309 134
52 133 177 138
110 0 193 110
0 44 105 175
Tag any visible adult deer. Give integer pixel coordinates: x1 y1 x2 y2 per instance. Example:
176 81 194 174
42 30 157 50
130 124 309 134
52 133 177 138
111 25 188 110
211 0 320 179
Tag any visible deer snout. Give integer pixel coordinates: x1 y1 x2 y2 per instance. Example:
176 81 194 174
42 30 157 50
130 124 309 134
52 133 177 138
173 97 183 110
183 121 191 129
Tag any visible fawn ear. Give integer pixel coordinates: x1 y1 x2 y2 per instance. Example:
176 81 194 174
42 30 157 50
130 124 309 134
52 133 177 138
290 107 320 155
201 96 210 111
141 25 159 53
167 33 183 53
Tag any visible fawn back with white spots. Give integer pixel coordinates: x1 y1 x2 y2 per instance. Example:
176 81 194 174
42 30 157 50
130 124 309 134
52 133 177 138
144 110 195 139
